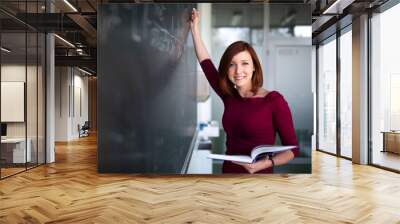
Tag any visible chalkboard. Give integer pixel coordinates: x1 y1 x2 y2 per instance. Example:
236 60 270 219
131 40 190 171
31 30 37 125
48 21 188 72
98 3 197 173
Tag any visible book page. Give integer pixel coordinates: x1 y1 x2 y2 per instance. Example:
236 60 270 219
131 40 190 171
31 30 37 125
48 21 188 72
251 145 296 160
207 154 253 163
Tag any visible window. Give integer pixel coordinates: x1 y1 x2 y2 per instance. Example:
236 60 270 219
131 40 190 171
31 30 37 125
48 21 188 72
340 29 352 158
371 2 400 171
318 37 337 154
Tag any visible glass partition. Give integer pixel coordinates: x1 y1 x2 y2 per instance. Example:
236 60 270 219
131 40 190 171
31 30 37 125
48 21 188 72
318 37 337 155
38 32 45 165
0 1 46 179
371 3 400 171
1 31 28 177
339 29 352 158
27 30 38 169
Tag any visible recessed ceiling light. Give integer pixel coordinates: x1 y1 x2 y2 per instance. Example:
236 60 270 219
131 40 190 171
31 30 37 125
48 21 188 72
54 34 75 48
322 0 354 15
78 67 92 76
1 47 11 53
63 0 78 12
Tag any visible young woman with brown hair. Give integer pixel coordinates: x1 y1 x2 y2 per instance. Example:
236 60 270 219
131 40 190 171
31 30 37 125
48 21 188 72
190 8 299 174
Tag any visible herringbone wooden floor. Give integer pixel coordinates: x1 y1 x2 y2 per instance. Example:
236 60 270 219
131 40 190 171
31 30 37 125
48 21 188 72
1 134 400 223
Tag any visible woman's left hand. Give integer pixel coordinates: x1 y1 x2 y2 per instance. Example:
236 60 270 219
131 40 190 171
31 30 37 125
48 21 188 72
190 8 200 31
232 159 271 174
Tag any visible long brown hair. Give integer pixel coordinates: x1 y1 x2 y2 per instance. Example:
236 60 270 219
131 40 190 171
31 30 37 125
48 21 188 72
218 41 263 97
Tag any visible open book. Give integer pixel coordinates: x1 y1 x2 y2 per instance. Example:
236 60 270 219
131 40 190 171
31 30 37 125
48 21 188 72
207 145 297 163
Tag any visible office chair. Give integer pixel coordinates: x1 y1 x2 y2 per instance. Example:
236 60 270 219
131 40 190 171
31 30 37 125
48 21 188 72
79 121 90 138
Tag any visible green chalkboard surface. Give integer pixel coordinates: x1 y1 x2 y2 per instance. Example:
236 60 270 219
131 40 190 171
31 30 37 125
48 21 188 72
98 3 197 173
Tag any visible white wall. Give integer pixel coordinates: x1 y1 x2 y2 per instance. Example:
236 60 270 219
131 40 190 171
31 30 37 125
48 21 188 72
55 67 68 141
1 65 26 133
55 67 89 141
1 65 38 138
72 72 89 138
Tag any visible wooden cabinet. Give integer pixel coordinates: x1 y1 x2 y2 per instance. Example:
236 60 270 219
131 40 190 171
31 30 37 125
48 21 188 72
382 131 400 154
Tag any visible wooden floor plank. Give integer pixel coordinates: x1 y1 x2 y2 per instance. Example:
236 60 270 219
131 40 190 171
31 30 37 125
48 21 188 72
1 134 400 223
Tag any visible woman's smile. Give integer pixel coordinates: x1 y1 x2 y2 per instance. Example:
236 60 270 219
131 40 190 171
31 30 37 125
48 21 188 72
234 75 247 81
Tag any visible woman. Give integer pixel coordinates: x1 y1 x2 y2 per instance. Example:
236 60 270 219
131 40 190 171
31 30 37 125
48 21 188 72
190 8 299 174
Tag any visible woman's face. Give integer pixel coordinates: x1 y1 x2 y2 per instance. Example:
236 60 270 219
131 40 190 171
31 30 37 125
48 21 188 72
227 50 255 89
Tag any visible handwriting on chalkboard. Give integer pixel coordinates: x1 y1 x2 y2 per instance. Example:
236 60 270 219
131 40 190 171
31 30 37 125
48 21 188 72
126 4 192 61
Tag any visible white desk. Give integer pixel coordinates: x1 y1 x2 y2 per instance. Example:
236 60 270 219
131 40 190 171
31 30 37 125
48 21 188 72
187 121 220 174
1 138 31 163
198 121 220 140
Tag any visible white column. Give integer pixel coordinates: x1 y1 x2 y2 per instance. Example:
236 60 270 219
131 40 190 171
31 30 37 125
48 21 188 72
46 1 55 163
46 33 55 163
352 14 369 164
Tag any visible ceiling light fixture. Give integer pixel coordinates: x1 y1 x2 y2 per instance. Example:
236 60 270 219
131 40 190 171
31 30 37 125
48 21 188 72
323 0 355 15
1 47 11 53
63 0 78 12
78 67 92 76
323 0 342 14
54 34 75 48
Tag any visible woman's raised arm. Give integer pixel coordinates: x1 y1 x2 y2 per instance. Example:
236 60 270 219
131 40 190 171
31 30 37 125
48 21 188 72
190 8 211 63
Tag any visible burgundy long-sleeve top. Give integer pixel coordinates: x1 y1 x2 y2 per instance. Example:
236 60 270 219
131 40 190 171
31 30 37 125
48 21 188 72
200 59 299 173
